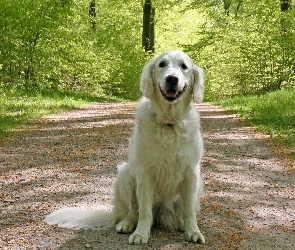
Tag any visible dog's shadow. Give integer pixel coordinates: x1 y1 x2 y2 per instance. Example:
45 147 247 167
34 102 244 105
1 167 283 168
58 227 198 249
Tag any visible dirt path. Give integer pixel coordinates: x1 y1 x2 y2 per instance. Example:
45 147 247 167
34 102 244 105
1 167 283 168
1 102 294 250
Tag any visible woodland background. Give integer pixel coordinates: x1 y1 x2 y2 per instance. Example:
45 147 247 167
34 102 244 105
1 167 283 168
1 0 294 100
0 0 294 151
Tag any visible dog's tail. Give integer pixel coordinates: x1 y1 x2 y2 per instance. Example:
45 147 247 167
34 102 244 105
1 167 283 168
44 207 114 230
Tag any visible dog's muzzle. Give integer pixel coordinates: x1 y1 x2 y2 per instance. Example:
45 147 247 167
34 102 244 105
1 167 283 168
160 75 187 102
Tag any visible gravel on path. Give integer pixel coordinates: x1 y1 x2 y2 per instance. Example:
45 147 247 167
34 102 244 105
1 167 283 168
0 102 294 249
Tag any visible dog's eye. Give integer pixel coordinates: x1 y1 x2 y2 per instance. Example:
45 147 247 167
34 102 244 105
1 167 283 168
159 61 166 68
181 63 188 70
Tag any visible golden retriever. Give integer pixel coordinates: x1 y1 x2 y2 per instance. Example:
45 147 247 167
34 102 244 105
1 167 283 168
45 50 205 245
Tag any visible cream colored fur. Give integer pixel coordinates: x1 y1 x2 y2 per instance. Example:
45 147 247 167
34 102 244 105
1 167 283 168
44 50 205 245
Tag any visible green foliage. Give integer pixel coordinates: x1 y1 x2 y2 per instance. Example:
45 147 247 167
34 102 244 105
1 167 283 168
0 87 109 139
150 2 204 54
186 0 295 99
0 0 146 99
0 0 70 86
216 88 295 149
1 0 294 101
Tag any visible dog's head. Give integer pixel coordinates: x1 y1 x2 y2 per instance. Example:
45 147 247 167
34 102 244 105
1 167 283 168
140 50 204 104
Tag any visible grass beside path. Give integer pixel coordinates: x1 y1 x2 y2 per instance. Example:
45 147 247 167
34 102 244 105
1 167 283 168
216 88 295 159
0 88 110 139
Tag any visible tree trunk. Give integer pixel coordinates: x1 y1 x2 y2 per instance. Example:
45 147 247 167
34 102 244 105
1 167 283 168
280 0 291 35
142 0 154 53
148 7 155 53
281 0 290 11
89 0 96 29
223 0 231 16
279 0 291 89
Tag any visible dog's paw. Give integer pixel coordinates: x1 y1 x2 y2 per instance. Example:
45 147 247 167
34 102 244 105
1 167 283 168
185 231 205 244
128 232 149 245
116 219 135 234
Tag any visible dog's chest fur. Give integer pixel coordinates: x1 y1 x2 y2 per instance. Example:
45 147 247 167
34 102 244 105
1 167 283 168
132 99 201 197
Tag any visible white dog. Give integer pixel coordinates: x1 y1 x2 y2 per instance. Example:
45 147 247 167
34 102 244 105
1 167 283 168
45 50 205 245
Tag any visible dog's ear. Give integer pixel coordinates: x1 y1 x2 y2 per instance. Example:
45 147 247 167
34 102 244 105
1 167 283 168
192 65 205 103
140 59 155 99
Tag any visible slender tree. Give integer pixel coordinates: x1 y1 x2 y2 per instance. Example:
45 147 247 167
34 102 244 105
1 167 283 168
149 7 155 53
142 0 155 52
223 0 231 16
280 0 291 34
279 0 292 89
281 0 291 11
89 0 96 29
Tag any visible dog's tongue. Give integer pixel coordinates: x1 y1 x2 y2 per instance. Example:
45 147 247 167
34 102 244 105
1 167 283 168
165 90 177 98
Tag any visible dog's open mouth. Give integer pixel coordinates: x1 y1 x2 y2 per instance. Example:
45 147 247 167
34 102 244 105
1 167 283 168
160 85 187 102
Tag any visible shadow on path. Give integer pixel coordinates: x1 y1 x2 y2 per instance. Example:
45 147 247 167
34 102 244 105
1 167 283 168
198 103 295 249
0 102 294 249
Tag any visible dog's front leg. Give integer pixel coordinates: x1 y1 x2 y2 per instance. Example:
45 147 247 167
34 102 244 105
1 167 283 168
181 168 205 244
129 173 154 245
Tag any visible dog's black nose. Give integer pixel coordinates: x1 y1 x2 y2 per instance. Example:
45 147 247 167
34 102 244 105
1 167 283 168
166 75 178 89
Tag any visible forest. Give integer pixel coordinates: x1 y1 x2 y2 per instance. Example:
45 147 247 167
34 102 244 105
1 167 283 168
1 0 294 100
0 0 294 150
